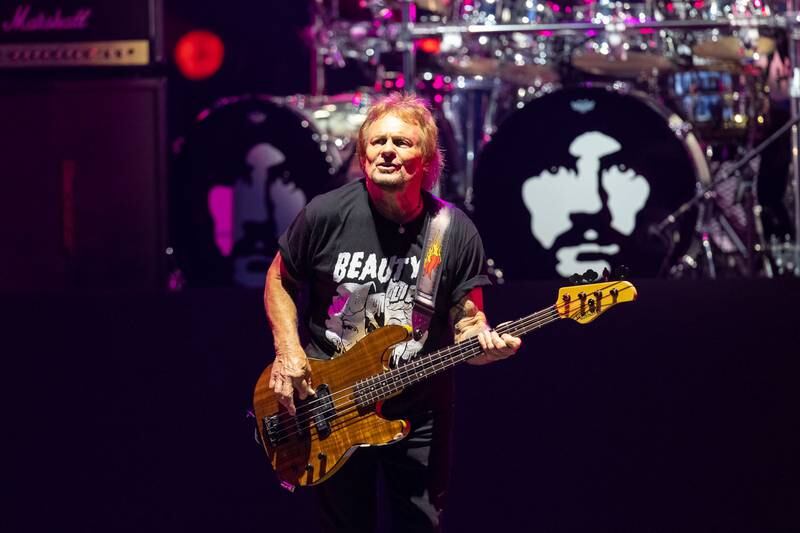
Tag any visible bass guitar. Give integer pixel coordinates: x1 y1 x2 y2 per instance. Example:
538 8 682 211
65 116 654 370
253 280 637 490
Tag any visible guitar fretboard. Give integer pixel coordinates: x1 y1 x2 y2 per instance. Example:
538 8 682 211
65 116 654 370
353 305 560 407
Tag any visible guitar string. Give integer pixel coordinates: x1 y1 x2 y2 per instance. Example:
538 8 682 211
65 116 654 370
272 311 567 447
264 282 633 440
265 303 558 429
267 307 567 442
264 307 559 440
268 281 632 423
264 282 634 441
270 279 634 429
268 276 624 417
268 283 634 445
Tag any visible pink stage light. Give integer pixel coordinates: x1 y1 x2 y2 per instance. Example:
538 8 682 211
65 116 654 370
208 186 234 257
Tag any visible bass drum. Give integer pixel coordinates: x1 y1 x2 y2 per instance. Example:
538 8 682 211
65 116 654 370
473 86 710 280
172 95 350 287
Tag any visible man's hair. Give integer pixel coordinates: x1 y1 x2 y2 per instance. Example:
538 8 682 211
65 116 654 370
356 92 444 191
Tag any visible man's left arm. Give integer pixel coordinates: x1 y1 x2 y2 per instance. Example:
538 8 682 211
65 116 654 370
450 287 522 365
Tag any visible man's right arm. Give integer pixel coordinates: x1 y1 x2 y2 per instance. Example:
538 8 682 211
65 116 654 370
264 252 314 415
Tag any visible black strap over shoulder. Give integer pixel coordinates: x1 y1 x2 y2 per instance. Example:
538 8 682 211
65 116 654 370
412 197 452 340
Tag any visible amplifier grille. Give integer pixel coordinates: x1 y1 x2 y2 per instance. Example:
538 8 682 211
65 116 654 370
0 40 149 67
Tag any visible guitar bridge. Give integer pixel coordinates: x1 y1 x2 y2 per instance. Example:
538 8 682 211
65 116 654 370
262 414 284 447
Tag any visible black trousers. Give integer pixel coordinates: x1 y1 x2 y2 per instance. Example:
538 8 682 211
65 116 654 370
313 411 452 533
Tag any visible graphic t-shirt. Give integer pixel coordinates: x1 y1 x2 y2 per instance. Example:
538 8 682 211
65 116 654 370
278 180 490 414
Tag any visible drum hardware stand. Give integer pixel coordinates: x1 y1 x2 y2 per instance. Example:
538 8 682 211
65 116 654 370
462 91 476 212
787 4 800 276
652 112 800 278
456 90 482 212
408 16 783 39
310 0 333 96
735 161 772 277
459 80 499 213
397 0 417 89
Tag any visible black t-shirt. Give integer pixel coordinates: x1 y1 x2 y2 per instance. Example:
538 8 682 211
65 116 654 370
278 180 490 414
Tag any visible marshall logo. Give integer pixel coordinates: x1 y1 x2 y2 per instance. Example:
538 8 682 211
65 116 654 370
2 5 92 32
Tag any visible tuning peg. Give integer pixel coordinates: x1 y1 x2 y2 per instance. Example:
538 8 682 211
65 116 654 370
568 273 583 285
602 268 611 282
582 269 598 282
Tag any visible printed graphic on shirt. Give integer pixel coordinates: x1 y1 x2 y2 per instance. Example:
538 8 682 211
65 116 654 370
326 252 427 367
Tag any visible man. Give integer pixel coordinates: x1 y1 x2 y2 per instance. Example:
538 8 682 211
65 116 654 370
264 93 521 532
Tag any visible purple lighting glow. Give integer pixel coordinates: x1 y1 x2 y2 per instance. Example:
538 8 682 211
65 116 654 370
208 186 234 257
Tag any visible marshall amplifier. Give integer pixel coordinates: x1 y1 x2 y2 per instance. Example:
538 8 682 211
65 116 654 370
0 0 163 68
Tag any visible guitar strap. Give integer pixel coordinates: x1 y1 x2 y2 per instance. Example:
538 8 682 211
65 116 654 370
411 197 452 341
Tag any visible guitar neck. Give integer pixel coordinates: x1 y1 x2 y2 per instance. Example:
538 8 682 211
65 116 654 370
356 305 560 405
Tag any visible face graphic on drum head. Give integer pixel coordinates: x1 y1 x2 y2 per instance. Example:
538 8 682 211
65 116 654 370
472 87 704 280
208 143 308 287
521 131 650 277
173 97 344 287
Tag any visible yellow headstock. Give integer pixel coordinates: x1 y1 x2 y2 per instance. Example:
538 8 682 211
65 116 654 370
556 281 637 324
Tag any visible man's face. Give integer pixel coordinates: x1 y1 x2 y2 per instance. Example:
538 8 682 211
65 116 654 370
363 114 425 191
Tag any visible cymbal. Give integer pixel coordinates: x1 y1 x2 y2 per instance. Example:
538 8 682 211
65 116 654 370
571 51 675 78
499 63 560 86
443 56 500 78
391 0 448 15
693 36 776 61
688 58 743 73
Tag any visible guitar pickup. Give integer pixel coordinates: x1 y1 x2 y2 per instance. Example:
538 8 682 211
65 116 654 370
297 383 335 439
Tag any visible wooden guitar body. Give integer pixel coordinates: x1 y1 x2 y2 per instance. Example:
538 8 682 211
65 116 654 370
253 325 412 488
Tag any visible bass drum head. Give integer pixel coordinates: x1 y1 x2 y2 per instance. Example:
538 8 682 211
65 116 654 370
172 95 345 287
473 86 706 280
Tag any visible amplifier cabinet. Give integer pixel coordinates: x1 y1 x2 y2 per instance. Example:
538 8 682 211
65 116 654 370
0 78 168 289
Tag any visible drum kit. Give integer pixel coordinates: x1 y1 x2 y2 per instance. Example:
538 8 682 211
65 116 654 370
173 0 800 285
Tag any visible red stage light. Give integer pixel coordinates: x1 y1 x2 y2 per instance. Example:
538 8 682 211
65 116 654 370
174 30 224 80
417 37 440 54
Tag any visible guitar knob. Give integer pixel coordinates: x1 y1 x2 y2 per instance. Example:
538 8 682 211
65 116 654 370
306 464 314 472
318 452 327 460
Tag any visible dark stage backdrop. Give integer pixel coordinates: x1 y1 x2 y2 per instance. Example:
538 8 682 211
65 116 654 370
4 280 799 532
